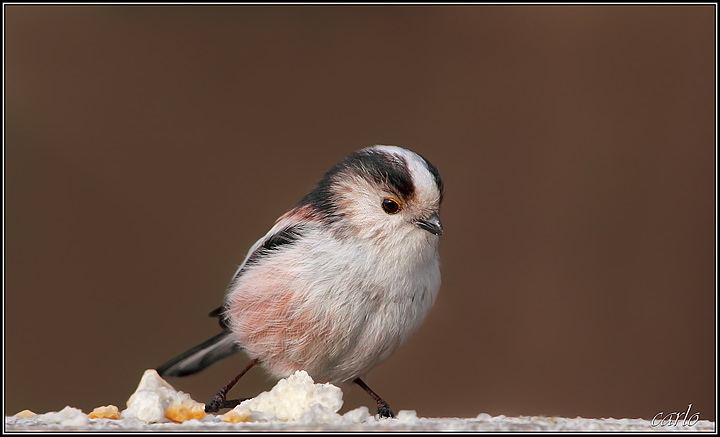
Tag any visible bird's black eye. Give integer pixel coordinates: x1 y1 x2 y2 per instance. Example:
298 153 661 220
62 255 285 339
381 198 400 214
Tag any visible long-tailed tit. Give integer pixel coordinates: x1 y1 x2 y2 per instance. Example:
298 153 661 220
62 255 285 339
156 145 444 418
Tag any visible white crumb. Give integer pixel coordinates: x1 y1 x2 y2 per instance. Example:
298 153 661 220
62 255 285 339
123 390 166 423
395 409 418 423
34 406 89 427
341 406 373 424
122 369 206 423
222 370 349 424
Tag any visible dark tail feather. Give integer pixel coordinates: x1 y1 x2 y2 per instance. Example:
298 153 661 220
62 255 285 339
156 330 241 377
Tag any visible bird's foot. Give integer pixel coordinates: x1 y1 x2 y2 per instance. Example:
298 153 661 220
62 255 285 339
376 400 395 418
205 395 249 413
204 393 224 413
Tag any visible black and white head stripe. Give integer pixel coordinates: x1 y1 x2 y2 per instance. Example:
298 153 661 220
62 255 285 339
298 145 443 220
416 152 444 203
370 145 444 203
344 148 416 200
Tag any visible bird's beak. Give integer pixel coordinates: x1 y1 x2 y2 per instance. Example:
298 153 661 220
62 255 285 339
416 213 443 236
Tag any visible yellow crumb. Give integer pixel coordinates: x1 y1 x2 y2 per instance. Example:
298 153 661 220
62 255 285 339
14 410 36 418
164 403 207 423
88 405 121 420
222 409 251 423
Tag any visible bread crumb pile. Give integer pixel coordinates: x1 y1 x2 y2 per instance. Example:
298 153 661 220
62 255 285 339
7 369 377 428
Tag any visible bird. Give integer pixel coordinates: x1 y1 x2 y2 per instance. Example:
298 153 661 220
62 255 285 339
156 145 444 418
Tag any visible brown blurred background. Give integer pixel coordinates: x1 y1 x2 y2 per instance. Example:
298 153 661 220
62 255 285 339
4 5 715 421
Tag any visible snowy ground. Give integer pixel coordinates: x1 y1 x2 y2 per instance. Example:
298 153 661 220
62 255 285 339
5 370 716 432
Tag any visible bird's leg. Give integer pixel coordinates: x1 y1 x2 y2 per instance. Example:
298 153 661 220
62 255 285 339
353 377 395 418
205 358 259 413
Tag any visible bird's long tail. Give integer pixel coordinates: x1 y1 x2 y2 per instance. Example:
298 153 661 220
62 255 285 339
156 330 241 377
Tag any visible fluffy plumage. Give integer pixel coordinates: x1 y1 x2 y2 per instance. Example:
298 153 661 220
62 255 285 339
156 145 444 412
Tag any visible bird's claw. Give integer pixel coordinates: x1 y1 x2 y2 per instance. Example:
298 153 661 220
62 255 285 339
377 401 395 419
206 396 248 413
204 394 224 413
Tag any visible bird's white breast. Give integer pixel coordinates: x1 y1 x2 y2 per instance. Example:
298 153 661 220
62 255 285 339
226 225 441 383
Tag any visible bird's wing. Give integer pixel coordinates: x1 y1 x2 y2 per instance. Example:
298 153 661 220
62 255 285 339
228 222 308 287
210 216 309 324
